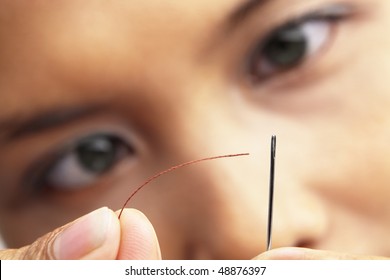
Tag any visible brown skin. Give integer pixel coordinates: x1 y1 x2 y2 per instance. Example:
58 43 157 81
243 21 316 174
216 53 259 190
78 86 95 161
0 0 390 259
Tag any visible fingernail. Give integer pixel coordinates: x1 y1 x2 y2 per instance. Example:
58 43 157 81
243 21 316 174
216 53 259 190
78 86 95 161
52 207 112 259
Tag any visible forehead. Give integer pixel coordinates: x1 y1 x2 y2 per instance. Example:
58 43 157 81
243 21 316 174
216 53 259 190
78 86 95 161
1 0 239 55
0 0 240 95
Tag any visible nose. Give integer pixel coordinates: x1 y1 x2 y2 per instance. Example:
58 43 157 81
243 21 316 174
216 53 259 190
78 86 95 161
271 180 328 249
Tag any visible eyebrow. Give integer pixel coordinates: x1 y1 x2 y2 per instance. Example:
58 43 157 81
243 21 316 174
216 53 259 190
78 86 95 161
0 104 104 141
228 0 270 27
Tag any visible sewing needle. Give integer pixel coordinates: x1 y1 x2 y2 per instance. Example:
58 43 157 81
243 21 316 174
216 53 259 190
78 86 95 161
267 135 276 251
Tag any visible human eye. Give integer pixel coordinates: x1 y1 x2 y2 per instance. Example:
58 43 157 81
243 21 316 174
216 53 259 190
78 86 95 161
248 4 355 83
31 133 135 191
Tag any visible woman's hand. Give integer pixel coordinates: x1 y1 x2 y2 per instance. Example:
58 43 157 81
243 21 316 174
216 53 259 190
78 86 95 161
0 207 161 260
254 247 388 260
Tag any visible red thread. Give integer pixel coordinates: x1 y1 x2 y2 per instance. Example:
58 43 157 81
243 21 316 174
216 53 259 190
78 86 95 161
117 153 250 219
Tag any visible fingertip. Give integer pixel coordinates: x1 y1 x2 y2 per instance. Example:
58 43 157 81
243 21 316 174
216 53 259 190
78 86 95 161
254 247 309 260
115 208 161 260
254 247 377 260
52 207 120 260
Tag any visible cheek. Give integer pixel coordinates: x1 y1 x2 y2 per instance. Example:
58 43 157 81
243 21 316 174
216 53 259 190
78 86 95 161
277 32 390 218
298 97 390 219
309 137 390 213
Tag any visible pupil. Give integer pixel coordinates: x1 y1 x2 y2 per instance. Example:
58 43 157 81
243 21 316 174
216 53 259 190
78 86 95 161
76 135 117 173
263 23 307 67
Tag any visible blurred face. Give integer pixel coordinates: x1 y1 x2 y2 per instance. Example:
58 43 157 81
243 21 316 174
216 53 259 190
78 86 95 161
1 0 390 259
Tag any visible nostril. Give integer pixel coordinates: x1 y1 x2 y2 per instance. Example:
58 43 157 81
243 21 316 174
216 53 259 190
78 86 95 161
295 239 314 249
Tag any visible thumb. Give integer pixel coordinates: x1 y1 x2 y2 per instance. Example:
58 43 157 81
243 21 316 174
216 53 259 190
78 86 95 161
0 207 120 259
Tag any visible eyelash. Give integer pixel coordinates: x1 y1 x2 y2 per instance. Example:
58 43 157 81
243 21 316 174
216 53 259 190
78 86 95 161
247 3 355 84
26 133 135 193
